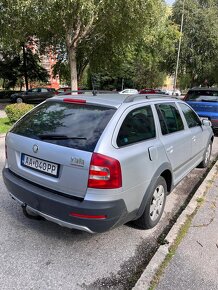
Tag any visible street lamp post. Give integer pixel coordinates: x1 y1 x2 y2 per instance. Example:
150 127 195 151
173 0 185 93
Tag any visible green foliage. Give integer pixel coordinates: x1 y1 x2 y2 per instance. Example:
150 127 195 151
0 49 48 90
169 0 218 88
0 117 11 133
5 103 34 123
0 0 179 89
0 0 34 51
52 60 71 85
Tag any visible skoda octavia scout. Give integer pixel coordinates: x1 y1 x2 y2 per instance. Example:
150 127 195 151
3 93 214 233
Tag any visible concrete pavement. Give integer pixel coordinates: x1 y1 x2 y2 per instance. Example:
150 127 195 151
134 160 218 290
155 162 218 290
0 103 7 118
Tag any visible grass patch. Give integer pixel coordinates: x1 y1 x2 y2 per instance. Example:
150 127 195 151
196 197 204 203
0 117 12 134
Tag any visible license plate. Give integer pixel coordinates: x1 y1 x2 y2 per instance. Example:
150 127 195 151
21 154 59 177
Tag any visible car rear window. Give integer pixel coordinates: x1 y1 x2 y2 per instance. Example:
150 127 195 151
186 90 218 101
11 101 116 152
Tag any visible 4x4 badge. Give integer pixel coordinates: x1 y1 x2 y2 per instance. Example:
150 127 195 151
33 144 39 153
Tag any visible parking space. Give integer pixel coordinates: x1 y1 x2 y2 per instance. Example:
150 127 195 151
0 136 217 290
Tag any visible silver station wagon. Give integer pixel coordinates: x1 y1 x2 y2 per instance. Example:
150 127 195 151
3 93 214 233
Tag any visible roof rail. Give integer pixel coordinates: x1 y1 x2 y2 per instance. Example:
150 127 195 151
123 94 178 103
57 90 119 96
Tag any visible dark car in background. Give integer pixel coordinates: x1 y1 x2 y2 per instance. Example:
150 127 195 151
10 87 57 103
184 87 218 130
57 87 71 94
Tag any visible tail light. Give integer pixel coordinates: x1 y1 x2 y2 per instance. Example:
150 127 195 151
88 153 122 189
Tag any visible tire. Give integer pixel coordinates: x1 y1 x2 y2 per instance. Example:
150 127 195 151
135 176 167 229
16 97 23 103
198 141 212 168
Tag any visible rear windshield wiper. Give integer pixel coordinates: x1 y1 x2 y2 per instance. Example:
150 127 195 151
38 134 87 140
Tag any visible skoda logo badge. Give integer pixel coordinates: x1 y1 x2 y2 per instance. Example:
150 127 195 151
33 144 39 153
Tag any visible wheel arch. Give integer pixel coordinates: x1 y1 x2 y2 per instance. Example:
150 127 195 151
134 163 173 220
160 169 172 194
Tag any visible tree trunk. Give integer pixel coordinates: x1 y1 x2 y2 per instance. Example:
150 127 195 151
69 48 78 91
22 44 29 91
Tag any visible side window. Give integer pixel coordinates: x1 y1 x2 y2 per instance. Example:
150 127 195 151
31 88 38 92
117 106 156 147
41 88 48 92
179 103 201 128
156 103 184 135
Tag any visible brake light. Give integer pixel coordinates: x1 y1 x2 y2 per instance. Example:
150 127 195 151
63 98 86 104
88 153 122 189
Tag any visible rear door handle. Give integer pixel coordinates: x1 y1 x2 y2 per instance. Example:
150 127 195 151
192 136 196 142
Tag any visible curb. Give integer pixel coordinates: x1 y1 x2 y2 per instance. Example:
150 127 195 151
133 160 218 290
0 134 6 138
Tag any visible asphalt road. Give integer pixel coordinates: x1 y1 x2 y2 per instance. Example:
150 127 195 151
0 136 217 290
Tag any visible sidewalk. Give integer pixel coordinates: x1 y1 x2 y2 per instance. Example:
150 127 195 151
0 103 7 118
134 161 218 290
155 165 218 290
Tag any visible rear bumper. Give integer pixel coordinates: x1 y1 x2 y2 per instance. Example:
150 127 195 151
3 168 127 233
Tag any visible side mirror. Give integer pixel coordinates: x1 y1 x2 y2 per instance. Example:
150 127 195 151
202 119 212 127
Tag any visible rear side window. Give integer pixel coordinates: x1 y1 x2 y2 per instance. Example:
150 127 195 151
11 101 116 152
179 103 201 128
117 106 156 147
156 103 184 135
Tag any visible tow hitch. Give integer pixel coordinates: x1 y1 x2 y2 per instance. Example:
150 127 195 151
21 203 44 221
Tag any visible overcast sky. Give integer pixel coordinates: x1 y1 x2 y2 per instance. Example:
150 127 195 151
166 0 175 5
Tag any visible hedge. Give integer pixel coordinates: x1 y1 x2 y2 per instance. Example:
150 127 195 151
5 103 34 123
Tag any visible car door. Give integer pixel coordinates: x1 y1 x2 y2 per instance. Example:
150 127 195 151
155 102 192 184
178 102 206 161
27 88 40 102
40 88 51 101
113 105 164 212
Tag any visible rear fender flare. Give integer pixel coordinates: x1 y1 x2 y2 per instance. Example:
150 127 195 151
135 163 173 220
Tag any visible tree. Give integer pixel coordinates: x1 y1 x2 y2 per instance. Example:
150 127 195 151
0 1 38 89
0 49 48 90
35 0 172 90
86 2 178 89
169 0 218 88
1 0 179 90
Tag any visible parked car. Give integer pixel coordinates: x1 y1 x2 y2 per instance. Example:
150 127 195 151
10 87 57 103
119 89 139 94
57 87 71 94
172 89 181 96
57 87 84 95
3 94 213 233
184 87 218 130
139 88 166 95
